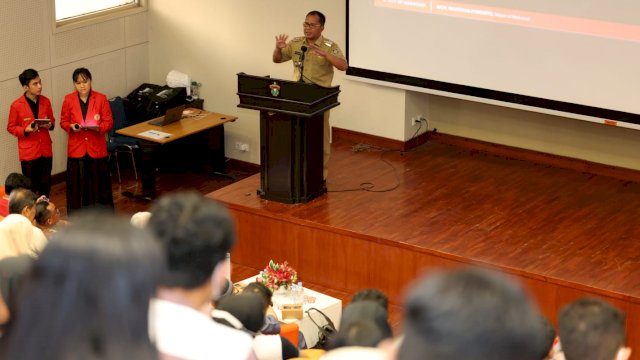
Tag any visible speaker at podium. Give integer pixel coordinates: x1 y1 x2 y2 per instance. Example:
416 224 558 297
237 73 341 204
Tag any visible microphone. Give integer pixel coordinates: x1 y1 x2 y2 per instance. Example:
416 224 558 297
298 46 307 82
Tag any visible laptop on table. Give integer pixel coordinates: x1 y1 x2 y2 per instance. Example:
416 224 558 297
148 105 186 126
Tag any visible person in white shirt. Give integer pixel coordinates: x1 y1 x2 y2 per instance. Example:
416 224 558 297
147 192 256 360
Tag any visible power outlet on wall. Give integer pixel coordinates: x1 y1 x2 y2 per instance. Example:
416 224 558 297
235 142 249 152
412 115 424 126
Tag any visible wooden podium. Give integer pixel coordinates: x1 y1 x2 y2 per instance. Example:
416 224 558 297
237 73 340 204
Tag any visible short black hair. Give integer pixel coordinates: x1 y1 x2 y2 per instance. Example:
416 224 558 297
334 300 392 349
243 282 273 307
559 297 626 360
8 189 37 215
307 10 326 26
216 293 266 333
18 69 39 87
5 173 32 194
534 315 556 360
398 268 544 360
329 320 387 349
34 201 52 226
351 288 389 312
72 67 92 82
148 192 235 289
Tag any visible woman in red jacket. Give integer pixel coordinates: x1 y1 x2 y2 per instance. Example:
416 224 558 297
60 68 114 214
7 69 55 197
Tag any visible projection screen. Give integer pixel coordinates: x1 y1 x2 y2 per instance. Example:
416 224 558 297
346 0 640 127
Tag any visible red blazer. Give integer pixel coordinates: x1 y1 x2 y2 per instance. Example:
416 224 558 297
60 90 113 159
7 95 55 161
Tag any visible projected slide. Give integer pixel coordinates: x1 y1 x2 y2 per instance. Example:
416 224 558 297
348 0 640 123
374 0 640 43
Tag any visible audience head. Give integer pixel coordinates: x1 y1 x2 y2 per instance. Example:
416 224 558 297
0 214 47 259
0 255 33 330
34 199 60 227
351 288 389 312
331 300 392 349
0 212 163 360
8 189 37 222
216 293 267 334
148 192 236 300
558 297 629 360
330 320 388 349
130 211 152 228
242 281 273 308
535 315 557 360
4 173 32 196
398 267 544 360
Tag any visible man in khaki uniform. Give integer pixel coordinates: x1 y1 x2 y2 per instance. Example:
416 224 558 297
273 10 348 181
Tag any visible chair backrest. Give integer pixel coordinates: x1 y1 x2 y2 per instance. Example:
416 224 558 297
280 322 299 348
108 96 128 137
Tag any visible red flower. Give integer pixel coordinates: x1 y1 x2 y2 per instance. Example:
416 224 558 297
256 260 298 292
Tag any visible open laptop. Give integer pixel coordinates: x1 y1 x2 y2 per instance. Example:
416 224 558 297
148 105 186 126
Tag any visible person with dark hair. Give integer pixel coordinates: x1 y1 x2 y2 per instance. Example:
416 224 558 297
0 213 163 360
351 288 389 312
34 199 65 238
0 255 34 334
0 173 32 217
147 192 255 360
558 297 631 360
330 300 392 349
536 315 558 360
398 267 545 360
243 282 281 334
7 69 55 197
273 10 348 181
60 67 114 214
214 293 300 359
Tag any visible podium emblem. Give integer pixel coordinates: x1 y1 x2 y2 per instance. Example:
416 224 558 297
269 82 281 97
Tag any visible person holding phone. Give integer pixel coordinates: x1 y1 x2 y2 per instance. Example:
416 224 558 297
6 69 55 197
60 67 114 214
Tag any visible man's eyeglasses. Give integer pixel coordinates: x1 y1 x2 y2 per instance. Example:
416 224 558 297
303 22 321 28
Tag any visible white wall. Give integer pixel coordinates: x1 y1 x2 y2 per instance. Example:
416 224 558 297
155 1 640 171
0 1 149 180
147 0 404 164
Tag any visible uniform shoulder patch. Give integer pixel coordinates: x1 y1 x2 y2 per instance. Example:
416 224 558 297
323 38 334 47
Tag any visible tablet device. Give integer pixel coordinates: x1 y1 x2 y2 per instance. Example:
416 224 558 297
34 119 51 126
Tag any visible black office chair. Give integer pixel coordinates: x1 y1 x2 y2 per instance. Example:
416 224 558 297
108 96 139 183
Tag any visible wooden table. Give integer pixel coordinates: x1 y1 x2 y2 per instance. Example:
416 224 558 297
117 108 237 199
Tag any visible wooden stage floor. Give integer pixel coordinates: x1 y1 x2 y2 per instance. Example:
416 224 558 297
210 135 640 349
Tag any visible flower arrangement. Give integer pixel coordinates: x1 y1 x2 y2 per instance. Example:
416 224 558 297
256 260 298 292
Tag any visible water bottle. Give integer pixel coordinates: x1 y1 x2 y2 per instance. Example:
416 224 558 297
190 81 201 99
295 281 304 305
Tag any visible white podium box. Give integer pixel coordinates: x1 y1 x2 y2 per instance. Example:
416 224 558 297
238 276 342 348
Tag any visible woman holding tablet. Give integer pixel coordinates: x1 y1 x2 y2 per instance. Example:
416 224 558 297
60 67 114 214
6 69 55 197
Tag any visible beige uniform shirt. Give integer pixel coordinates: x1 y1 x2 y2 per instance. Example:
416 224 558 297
281 36 346 87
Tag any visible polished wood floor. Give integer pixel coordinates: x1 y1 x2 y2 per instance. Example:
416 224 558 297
211 134 640 348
